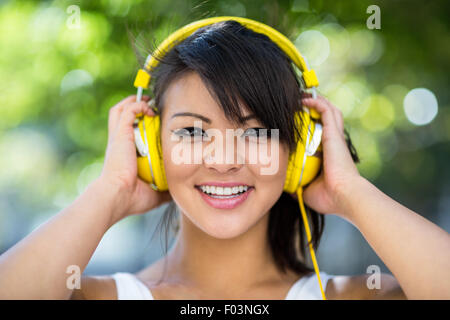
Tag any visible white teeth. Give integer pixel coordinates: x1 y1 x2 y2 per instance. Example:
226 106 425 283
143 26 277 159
199 185 249 196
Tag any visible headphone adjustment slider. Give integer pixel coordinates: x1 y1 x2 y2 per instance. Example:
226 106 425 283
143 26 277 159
134 69 151 89
302 69 319 88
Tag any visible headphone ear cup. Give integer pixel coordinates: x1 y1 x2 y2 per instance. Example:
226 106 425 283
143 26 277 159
283 111 305 193
136 114 168 191
283 110 323 193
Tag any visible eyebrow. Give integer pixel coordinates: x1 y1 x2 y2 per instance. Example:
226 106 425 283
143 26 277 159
170 112 258 124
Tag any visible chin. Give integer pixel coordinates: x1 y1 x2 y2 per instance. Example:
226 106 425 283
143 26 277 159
202 208 267 239
201 223 251 240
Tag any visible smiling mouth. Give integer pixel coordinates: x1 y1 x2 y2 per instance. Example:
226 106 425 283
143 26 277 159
194 184 254 210
195 186 254 199
195 185 254 198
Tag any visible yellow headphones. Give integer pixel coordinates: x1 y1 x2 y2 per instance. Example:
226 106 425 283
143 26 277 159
132 16 327 300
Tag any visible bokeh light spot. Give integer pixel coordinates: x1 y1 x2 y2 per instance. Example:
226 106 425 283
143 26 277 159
403 88 438 126
295 30 330 67
60 69 93 95
348 29 384 66
360 95 395 132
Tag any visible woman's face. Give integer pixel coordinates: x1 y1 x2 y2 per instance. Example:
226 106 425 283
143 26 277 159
160 72 290 239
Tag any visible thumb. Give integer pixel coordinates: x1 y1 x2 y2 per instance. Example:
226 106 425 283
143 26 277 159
302 174 329 212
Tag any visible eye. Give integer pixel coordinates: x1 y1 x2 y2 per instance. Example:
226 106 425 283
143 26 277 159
242 128 271 139
173 127 208 139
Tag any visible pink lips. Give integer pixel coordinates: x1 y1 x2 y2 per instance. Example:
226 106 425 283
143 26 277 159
195 182 254 210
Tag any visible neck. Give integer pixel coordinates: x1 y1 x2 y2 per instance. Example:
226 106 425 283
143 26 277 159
162 211 287 293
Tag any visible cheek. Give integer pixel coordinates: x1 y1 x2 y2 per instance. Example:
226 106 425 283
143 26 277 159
247 140 290 187
161 133 197 189
250 146 289 208
161 135 202 226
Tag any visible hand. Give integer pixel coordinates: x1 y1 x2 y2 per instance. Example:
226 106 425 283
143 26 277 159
297 94 362 217
97 95 172 225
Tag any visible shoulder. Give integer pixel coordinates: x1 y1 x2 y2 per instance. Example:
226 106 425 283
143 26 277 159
70 275 117 300
70 259 165 300
326 273 407 300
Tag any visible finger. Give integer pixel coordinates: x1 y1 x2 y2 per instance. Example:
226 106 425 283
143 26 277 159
108 95 151 140
302 98 355 177
317 96 345 135
332 108 345 137
117 101 155 134
327 104 344 137
137 98 156 118
108 96 136 135
301 97 342 142
109 95 151 127
314 96 343 138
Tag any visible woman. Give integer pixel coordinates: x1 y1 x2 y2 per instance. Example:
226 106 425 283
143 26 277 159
0 20 448 300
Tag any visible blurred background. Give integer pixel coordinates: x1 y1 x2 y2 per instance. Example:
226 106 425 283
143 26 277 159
0 0 449 277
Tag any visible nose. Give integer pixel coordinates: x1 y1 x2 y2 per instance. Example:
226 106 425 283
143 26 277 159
202 135 244 174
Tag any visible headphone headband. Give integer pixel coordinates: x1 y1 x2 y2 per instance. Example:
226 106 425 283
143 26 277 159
133 16 319 101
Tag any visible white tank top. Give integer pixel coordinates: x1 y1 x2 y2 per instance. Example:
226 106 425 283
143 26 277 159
112 271 333 300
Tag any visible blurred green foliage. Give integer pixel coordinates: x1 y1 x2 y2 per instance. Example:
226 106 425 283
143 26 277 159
0 0 449 252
